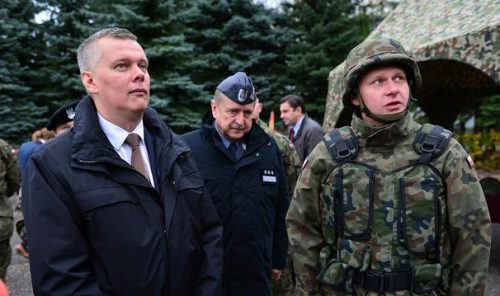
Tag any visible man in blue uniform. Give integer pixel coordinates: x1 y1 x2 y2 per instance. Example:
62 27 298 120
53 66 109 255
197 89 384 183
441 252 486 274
183 72 290 295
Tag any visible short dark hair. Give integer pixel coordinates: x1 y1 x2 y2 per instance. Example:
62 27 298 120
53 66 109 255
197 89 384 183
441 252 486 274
77 27 137 72
279 94 305 113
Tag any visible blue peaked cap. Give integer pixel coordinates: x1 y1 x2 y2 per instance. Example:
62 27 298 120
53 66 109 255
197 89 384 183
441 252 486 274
216 72 256 105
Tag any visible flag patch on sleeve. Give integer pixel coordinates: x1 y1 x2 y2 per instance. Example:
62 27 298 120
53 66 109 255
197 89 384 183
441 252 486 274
466 154 475 169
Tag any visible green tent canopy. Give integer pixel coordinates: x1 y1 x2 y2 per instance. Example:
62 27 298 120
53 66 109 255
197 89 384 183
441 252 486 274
324 0 500 130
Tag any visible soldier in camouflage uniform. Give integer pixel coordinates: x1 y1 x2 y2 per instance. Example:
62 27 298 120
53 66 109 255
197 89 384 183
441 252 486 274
253 98 301 295
286 38 491 295
0 138 19 279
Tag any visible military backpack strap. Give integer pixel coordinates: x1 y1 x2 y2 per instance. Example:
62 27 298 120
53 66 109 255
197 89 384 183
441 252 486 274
413 123 453 164
323 126 359 162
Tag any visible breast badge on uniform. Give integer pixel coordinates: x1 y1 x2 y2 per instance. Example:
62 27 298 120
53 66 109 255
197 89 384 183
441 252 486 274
262 169 277 184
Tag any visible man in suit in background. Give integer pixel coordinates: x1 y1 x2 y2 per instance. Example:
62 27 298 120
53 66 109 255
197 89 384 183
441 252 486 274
279 94 324 164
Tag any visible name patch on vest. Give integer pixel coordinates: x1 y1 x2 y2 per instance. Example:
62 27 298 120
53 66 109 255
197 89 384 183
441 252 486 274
262 169 277 184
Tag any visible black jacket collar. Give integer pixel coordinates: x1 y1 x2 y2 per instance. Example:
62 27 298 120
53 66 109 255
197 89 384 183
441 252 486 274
71 96 180 164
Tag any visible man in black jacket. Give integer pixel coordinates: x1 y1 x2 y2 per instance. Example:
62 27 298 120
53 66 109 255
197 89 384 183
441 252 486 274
22 27 222 296
183 72 290 296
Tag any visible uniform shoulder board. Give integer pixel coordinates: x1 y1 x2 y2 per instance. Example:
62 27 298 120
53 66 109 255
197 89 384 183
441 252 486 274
323 126 358 162
413 123 453 163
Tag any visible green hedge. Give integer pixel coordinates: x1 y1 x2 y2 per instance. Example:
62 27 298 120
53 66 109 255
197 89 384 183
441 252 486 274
456 129 500 171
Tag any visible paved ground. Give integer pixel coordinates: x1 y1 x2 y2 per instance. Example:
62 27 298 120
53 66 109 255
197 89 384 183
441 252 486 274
5 224 500 295
6 234 32 296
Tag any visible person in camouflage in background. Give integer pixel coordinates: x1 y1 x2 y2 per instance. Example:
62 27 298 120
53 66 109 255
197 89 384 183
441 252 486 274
253 97 300 295
0 138 19 280
286 37 491 295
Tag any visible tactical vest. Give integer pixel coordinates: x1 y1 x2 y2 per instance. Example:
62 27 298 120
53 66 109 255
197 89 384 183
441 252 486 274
317 124 453 295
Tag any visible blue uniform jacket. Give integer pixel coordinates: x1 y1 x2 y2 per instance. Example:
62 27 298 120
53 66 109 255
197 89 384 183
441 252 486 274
22 96 222 296
182 114 290 296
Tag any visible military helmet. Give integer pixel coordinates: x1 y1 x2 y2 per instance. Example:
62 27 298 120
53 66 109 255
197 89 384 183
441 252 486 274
341 37 422 106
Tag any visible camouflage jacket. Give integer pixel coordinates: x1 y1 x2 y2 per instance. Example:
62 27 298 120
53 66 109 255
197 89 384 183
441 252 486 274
286 114 491 295
0 138 19 217
258 119 300 195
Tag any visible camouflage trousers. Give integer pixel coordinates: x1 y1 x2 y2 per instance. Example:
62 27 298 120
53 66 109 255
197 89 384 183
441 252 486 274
272 256 295 296
0 217 13 280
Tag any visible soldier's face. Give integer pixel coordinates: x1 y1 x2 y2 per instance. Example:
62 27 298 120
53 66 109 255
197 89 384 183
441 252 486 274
353 66 410 126
280 102 302 127
54 121 74 136
211 95 255 141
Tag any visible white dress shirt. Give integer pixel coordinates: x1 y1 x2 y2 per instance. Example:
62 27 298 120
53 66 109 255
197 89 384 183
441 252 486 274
97 113 155 187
